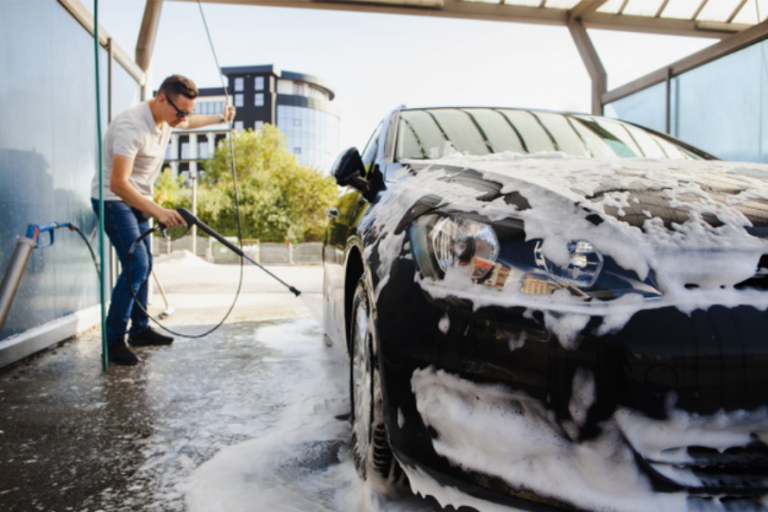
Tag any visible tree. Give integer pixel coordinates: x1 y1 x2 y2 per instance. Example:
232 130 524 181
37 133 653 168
153 167 190 210
156 124 338 243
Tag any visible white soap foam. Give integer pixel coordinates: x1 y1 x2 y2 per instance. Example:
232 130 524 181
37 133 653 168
410 366 768 512
360 154 768 348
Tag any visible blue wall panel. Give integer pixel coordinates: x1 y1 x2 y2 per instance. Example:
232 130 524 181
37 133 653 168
0 0 139 341
762 40 768 164
606 39 767 164
604 82 666 134
673 44 762 162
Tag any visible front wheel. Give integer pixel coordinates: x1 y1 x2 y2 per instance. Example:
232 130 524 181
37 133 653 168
349 277 406 494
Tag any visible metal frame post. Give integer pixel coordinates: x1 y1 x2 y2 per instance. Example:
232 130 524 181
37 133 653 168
665 66 672 134
567 15 607 115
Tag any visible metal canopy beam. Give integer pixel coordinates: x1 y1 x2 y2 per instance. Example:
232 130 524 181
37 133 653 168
136 0 164 73
567 16 606 115
581 11 747 37
569 0 606 20
169 0 743 38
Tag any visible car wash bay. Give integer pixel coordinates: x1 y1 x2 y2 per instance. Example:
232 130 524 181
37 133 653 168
2 0 768 511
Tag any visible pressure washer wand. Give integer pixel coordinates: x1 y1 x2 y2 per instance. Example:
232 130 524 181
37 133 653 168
170 208 301 297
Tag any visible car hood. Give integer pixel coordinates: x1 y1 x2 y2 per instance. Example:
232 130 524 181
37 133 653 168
386 153 768 290
405 154 768 232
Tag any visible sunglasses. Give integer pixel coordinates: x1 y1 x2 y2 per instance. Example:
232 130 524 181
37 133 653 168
166 95 194 119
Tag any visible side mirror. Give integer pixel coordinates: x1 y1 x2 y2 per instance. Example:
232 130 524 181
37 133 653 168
332 147 369 192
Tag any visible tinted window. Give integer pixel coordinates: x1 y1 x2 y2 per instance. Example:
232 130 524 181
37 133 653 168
464 109 525 154
536 112 590 157
503 110 556 153
396 108 707 161
361 122 382 174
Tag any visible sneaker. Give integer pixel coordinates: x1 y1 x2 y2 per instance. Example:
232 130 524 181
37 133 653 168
128 327 174 347
107 341 139 366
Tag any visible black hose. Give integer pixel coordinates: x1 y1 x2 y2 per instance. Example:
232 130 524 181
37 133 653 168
126 226 239 339
68 224 101 278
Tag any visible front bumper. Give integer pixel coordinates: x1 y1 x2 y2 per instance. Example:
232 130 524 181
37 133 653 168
374 259 768 511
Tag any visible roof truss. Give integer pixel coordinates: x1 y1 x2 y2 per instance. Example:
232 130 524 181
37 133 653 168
166 0 756 39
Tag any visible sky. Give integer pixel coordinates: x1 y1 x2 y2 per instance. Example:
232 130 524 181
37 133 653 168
87 0 715 151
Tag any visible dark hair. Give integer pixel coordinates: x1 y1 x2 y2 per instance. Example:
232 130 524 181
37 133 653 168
158 75 198 100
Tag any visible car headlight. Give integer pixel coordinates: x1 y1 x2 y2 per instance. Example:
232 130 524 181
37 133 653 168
533 240 604 289
410 214 500 280
410 213 659 300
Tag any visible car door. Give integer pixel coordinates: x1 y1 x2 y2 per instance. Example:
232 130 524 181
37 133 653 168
323 122 383 346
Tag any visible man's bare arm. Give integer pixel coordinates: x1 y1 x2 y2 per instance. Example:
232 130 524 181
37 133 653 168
110 154 185 228
179 105 236 130
182 114 221 130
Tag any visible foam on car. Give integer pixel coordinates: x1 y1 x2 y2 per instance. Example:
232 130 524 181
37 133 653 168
411 366 689 512
364 152 768 349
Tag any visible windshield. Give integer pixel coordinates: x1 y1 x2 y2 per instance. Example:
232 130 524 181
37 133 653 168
395 108 710 161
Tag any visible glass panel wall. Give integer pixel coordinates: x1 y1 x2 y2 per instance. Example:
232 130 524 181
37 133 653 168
0 0 140 341
604 82 666 134
672 43 762 162
606 39 768 163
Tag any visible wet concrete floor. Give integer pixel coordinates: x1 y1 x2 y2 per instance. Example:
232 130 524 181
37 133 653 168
0 260 327 512
0 259 452 512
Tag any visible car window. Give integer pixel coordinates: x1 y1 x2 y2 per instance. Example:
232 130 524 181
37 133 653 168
461 109 526 154
430 110 491 156
535 112 591 157
361 122 382 174
503 110 556 154
396 111 448 159
395 108 709 161
624 124 669 159
574 117 642 158
567 117 621 159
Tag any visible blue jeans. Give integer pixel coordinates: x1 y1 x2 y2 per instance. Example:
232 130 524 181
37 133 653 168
91 199 152 341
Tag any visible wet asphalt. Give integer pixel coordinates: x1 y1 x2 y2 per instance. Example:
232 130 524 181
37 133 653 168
0 260 327 512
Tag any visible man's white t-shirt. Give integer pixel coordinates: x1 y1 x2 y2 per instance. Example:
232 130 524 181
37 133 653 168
91 101 172 201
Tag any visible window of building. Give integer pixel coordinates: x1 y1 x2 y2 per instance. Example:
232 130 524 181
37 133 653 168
234 77 244 92
235 121 244 131
294 118 301 127
294 83 308 97
294 147 302 155
234 94 243 107
198 142 209 159
255 121 264 130
255 76 264 90
255 93 264 107
305 86 326 101
181 142 190 160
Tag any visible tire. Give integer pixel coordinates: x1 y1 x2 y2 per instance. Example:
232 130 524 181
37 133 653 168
349 277 406 494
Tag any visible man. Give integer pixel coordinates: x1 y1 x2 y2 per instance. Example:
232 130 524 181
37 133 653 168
91 74 235 366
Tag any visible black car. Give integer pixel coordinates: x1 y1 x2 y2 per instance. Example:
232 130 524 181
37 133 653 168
323 106 768 512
